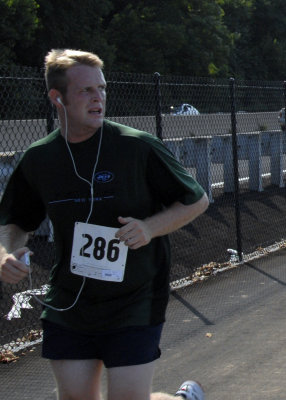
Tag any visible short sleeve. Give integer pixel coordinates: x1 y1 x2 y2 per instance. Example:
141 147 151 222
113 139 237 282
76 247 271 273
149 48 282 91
146 140 206 207
0 163 46 232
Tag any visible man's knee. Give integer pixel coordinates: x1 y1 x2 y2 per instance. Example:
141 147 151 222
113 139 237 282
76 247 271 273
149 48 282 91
50 359 103 400
107 362 155 400
57 388 102 400
56 386 102 400
151 393 176 400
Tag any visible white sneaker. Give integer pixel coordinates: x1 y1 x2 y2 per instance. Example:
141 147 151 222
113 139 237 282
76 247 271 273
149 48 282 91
175 381 205 400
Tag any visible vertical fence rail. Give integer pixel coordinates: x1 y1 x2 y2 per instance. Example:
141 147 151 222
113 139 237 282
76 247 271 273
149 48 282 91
46 96 55 135
229 77 243 261
154 72 163 140
284 81 286 129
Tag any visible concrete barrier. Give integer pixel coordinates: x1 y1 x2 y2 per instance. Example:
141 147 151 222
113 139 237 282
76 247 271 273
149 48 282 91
164 130 285 201
0 114 284 237
0 112 281 151
110 111 281 138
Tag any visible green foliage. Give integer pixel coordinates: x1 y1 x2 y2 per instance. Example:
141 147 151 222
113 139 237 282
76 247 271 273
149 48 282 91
222 0 286 80
1 0 286 80
22 0 116 67
105 0 231 76
0 0 39 64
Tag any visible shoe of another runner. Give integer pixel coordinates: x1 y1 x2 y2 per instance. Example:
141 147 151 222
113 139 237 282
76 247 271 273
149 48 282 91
175 380 205 400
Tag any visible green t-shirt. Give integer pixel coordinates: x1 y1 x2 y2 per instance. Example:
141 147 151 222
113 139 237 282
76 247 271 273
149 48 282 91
0 120 205 332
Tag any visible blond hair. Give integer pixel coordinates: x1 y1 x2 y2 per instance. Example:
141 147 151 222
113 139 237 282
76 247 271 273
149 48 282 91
44 49 104 95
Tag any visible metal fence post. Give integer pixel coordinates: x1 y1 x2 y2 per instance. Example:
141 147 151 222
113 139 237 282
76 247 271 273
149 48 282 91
46 97 55 135
229 77 243 261
154 72 163 140
284 81 286 112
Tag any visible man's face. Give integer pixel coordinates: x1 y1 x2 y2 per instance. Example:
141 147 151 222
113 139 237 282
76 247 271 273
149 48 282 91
63 64 106 140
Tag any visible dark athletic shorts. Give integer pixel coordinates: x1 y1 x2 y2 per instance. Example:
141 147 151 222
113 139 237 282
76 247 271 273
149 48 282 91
41 319 163 368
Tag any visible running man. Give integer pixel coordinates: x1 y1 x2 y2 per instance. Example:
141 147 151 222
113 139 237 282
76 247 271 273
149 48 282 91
0 49 208 400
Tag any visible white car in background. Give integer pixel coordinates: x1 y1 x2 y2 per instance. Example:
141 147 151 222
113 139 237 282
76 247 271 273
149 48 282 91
170 103 200 116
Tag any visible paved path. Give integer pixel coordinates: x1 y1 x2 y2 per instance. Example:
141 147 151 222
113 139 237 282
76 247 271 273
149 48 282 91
1 248 286 399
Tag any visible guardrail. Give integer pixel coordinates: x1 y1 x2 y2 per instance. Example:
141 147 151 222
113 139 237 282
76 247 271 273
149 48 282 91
164 130 285 202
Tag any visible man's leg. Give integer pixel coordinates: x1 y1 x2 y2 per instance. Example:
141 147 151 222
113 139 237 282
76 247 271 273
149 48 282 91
107 362 196 400
107 361 156 400
151 394 178 400
107 362 204 400
50 359 103 400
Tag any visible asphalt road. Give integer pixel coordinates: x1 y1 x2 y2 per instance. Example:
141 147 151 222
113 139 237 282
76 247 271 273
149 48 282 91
1 248 286 400
156 248 286 399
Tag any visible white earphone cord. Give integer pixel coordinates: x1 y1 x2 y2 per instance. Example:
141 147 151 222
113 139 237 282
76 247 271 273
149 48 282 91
28 101 103 311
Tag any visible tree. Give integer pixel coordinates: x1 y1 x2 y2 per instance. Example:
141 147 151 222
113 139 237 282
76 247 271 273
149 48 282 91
105 0 232 76
249 0 286 80
0 0 39 65
2 0 286 81
222 0 286 80
23 0 115 67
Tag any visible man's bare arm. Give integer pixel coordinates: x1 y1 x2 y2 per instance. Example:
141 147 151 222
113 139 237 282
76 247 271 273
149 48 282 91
0 224 29 256
0 224 31 283
116 193 209 249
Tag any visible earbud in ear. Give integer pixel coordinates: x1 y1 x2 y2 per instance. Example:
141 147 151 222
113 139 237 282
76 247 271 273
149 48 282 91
57 97 63 105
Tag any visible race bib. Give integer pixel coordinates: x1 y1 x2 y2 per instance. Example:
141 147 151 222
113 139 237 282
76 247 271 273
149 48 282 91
70 222 128 282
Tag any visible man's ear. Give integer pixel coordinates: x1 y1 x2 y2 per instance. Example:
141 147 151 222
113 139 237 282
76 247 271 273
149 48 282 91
49 89 62 108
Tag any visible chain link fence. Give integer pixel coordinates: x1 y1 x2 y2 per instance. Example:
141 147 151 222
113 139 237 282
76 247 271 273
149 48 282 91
0 66 286 356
